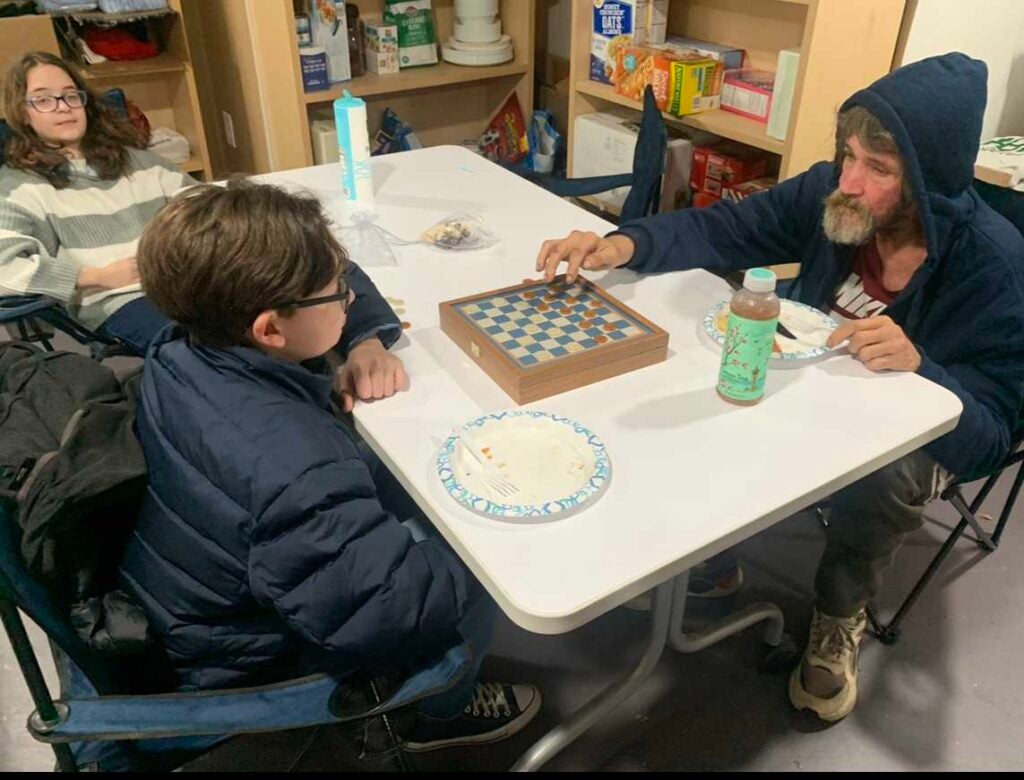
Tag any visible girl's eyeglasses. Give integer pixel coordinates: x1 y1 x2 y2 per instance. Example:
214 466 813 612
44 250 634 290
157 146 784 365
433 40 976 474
26 90 88 113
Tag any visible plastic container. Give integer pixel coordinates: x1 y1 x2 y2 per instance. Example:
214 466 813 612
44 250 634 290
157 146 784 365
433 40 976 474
716 268 780 405
334 90 373 204
295 14 312 47
299 47 330 92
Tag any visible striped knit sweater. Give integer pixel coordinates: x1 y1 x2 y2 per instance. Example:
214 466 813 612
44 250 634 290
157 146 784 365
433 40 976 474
0 149 197 330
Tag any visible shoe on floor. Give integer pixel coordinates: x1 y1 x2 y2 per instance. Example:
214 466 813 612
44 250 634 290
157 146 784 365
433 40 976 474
622 559 744 611
402 682 541 753
788 608 867 722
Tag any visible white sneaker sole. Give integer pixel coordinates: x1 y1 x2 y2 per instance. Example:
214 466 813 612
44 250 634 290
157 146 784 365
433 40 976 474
788 664 857 722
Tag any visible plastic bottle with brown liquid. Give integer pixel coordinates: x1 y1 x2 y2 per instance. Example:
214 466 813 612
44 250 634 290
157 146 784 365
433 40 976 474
717 268 780 405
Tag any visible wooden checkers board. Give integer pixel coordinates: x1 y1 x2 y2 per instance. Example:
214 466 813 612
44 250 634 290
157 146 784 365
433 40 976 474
439 275 669 404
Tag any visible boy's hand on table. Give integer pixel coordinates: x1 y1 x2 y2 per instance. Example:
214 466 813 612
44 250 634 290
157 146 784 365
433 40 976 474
336 338 409 412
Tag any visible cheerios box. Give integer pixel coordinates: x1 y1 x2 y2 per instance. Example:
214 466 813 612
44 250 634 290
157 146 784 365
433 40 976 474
590 0 669 85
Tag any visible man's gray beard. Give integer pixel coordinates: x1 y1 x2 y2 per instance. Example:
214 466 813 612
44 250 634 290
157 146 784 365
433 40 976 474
822 190 876 245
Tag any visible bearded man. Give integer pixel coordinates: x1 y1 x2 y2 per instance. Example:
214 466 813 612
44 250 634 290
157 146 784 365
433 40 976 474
535 52 1024 721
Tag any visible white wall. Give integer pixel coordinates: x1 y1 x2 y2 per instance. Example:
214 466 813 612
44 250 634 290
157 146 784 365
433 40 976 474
899 0 1024 139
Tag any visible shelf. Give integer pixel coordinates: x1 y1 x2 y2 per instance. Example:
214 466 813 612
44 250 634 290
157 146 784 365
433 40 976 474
180 156 204 174
79 52 185 81
302 61 530 103
48 7 174 22
575 79 785 156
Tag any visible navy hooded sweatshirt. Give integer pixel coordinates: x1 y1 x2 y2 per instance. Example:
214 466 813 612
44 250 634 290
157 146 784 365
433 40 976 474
119 264 477 690
615 52 1024 481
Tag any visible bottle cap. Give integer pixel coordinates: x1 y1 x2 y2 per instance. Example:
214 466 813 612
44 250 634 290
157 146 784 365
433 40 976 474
743 267 777 293
334 89 365 109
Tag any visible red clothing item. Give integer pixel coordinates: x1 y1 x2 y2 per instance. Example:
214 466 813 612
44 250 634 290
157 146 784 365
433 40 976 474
830 240 901 321
83 26 160 61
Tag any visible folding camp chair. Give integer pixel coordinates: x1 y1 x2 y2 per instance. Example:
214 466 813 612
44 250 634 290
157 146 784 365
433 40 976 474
0 498 471 771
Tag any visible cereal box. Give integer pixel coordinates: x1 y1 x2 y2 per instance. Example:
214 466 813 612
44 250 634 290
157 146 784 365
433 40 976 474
590 0 669 85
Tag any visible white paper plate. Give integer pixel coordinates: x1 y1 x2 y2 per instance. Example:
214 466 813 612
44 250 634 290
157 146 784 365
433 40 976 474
436 410 611 521
701 299 839 367
442 39 514 66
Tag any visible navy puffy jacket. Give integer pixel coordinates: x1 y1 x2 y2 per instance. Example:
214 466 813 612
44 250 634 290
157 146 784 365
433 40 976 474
119 266 477 690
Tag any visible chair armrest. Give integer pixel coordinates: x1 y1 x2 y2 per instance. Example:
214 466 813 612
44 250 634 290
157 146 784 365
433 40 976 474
36 644 471 744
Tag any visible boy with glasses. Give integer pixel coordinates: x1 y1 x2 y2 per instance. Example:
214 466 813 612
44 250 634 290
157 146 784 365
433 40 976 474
119 182 541 753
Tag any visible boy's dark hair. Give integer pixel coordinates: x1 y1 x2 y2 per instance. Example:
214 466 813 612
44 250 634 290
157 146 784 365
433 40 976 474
138 181 348 347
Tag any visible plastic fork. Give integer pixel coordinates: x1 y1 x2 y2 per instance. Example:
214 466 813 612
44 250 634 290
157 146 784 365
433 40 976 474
451 429 520 500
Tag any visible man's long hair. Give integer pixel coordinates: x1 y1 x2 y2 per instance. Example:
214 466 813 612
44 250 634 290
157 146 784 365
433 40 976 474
833 105 924 247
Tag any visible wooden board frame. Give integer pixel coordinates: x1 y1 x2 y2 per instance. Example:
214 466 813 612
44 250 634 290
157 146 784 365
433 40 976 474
439 274 669 404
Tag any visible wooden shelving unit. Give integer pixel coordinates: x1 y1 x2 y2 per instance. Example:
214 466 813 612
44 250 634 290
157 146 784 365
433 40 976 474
567 0 907 182
185 0 535 174
302 61 531 103
78 52 185 81
574 79 785 155
45 0 212 181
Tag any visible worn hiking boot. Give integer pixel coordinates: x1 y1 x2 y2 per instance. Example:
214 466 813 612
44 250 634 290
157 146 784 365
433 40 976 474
402 682 541 753
788 608 868 722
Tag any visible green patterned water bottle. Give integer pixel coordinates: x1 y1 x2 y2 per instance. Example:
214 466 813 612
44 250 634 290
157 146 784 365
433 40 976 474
717 268 780 405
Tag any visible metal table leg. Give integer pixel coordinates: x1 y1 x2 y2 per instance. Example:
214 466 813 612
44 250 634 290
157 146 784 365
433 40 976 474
667 571 785 654
511 570 788 771
510 579 674 772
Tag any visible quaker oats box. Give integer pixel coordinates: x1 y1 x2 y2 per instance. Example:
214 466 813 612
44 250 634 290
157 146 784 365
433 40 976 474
590 0 669 85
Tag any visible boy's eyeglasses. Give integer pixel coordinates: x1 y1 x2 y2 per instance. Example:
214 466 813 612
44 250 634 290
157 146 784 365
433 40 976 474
276 275 352 314
26 90 88 113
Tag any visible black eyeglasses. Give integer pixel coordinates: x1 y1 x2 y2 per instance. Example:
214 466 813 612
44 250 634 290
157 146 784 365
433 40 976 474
275 274 353 313
25 90 88 113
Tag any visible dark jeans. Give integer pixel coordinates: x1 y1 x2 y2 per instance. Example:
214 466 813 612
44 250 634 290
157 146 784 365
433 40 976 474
96 297 171 356
356 437 498 719
815 448 950 617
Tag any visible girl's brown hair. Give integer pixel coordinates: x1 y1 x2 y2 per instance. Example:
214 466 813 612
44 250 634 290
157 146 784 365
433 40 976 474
2 51 144 188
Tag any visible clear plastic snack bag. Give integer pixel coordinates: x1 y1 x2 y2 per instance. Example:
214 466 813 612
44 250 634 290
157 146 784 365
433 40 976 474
419 211 499 251
340 211 400 267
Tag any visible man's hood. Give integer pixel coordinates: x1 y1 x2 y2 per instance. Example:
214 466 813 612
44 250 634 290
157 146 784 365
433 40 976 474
839 52 988 258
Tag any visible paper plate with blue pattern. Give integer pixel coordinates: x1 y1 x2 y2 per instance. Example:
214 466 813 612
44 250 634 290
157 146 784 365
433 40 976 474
702 299 839 367
437 410 611 521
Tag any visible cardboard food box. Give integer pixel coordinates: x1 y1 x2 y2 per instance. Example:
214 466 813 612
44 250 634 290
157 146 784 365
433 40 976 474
572 110 718 213
364 19 399 75
613 45 677 109
721 176 778 202
664 36 745 71
590 0 669 84
308 0 351 83
691 141 774 194
666 57 721 116
721 68 776 123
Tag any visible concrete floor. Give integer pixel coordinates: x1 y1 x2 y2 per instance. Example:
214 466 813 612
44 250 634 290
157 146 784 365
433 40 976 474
4 485 1023 771
2 338 1022 771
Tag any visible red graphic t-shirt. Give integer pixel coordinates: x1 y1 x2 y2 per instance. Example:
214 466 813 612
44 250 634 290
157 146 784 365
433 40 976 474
829 240 901 323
